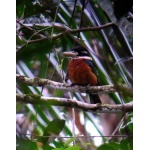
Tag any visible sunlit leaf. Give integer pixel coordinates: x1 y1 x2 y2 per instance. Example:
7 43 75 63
64 138 75 147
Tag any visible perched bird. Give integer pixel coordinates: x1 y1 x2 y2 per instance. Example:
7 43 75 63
63 46 102 104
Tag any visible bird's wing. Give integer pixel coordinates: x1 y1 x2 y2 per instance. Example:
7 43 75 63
84 59 100 85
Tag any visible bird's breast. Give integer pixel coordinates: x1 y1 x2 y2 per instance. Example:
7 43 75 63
68 59 98 85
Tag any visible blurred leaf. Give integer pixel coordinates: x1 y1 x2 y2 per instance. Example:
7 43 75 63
120 138 133 150
44 119 65 135
42 143 55 150
65 146 81 150
120 113 133 133
16 40 54 61
16 137 38 150
97 138 132 150
17 0 49 18
98 0 117 22
52 148 64 150
16 4 25 18
58 58 64 70
39 119 65 143
64 138 75 147
97 141 120 150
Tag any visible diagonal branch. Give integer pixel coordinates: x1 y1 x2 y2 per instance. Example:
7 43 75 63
22 22 114 34
16 93 133 113
16 74 133 96
17 22 114 46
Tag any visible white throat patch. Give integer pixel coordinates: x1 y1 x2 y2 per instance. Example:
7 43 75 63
73 56 92 60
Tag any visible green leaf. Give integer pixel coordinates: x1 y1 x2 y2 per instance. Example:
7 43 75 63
41 143 55 150
97 138 133 150
120 113 133 133
64 138 75 147
65 145 81 150
58 58 64 70
16 1 25 18
16 137 38 150
97 141 120 150
44 119 65 135
39 119 65 143
16 40 54 61
120 138 133 150
52 148 64 150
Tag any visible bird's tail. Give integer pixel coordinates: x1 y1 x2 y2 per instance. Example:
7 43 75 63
89 94 102 104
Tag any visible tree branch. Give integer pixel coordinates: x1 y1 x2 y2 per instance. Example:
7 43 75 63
16 74 132 96
23 22 114 33
16 93 133 113
30 22 114 42
17 22 114 45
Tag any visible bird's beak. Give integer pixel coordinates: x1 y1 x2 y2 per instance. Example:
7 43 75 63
62 51 78 57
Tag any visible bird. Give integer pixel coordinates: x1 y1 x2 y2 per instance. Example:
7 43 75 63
63 46 102 104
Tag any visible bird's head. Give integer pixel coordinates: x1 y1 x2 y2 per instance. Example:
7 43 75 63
62 46 92 60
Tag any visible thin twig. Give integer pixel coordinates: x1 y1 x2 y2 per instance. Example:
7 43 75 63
17 22 114 52
18 22 114 44
107 114 127 142
16 20 46 39
22 22 114 33
21 133 131 138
